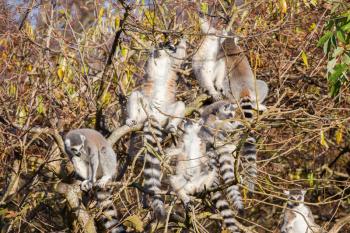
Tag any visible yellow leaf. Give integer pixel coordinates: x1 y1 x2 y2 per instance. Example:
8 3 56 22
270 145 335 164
27 64 32 72
200 3 208 14
320 130 329 149
101 91 111 106
123 215 144 232
309 23 316 31
57 68 64 79
98 8 104 19
301 50 309 68
24 22 35 40
279 0 287 14
9 84 16 96
115 16 120 29
17 106 28 126
197 211 212 219
335 127 343 144
121 47 128 58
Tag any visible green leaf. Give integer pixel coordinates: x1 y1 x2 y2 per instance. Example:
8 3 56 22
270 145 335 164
317 31 332 47
326 58 337 73
333 47 344 57
323 39 330 55
341 53 350 65
341 22 350 31
307 173 314 187
336 30 346 43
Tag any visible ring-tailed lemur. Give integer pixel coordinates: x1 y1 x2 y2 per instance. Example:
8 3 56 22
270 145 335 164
168 118 239 232
192 16 227 101
281 190 323 233
125 39 187 220
215 33 269 192
169 119 217 208
200 101 244 210
217 37 269 112
64 128 125 233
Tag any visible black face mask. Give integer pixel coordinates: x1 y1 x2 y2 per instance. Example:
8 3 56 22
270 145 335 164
159 41 176 52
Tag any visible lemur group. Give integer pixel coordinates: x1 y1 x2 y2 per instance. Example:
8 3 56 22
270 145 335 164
63 16 323 233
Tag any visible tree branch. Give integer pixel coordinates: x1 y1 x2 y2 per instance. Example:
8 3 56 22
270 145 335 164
55 182 97 233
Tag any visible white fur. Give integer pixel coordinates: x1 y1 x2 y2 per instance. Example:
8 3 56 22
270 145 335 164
192 17 226 100
170 121 216 205
126 40 187 131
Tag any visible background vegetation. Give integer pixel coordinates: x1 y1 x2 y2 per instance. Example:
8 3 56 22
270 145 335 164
0 0 349 232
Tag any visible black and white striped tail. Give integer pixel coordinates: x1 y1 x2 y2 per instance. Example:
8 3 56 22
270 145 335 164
240 95 258 192
96 189 126 233
208 153 240 233
212 190 240 233
216 145 243 210
241 137 257 192
240 95 254 122
143 117 166 220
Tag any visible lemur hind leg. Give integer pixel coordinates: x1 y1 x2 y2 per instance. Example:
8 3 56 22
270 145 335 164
126 91 147 126
214 59 226 94
164 101 185 133
199 67 222 101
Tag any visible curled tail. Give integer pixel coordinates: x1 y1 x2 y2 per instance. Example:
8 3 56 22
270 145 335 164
143 117 166 220
241 137 257 192
96 189 126 233
216 144 243 210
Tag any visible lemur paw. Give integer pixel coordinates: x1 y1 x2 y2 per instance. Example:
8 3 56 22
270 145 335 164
81 180 93 191
126 119 137 127
95 177 111 189
166 124 177 134
212 93 223 101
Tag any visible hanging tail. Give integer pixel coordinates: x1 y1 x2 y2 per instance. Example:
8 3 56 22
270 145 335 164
209 152 240 233
96 189 126 233
143 117 166 220
240 89 258 192
216 143 243 210
241 137 257 192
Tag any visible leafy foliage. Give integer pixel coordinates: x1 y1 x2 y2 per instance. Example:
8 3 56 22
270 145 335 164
318 2 350 97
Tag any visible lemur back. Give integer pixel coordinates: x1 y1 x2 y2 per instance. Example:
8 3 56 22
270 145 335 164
64 129 125 233
217 37 269 111
281 190 323 233
126 39 187 220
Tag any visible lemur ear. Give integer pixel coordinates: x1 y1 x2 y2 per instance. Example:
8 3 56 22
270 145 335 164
64 139 71 147
256 80 269 103
301 189 307 196
283 190 290 196
80 134 86 143
197 118 205 126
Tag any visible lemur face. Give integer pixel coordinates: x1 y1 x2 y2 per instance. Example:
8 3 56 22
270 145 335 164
184 119 204 134
284 190 306 208
217 103 238 119
154 41 176 58
64 133 85 157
